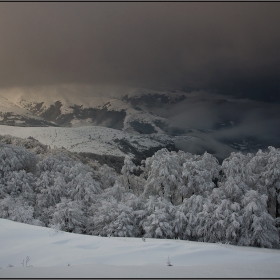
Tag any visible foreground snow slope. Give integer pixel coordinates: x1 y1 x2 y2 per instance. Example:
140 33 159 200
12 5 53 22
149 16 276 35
0 219 280 278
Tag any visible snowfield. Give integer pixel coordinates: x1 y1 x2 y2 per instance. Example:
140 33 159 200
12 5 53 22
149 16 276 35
0 219 279 278
0 124 193 157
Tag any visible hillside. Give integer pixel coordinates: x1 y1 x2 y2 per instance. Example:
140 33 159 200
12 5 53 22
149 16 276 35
0 125 193 160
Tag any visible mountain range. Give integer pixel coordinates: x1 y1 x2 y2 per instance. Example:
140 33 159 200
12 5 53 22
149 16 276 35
0 85 278 163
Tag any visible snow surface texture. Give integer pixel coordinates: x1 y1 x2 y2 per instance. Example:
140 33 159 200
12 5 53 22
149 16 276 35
0 125 192 157
0 219 280 278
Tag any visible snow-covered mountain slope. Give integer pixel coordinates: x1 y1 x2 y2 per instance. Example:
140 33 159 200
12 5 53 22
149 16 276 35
0 95 54 127
0 219 280 278
0 125 193 158
0 85 185 132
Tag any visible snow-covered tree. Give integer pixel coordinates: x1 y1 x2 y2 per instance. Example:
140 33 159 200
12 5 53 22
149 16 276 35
98 164 118 189
197 194 241 244
0 143 37 176
247 147 280 217
182 194 205 241
0 196 42 226
173 204 188 239
35 153 102 210
239 190 278 248
119 155 145 195
3 170 35 202
50 198 86 233
143 149 189 204
36 172 67 209
219 152 253 203
88 198 138 237
68 172 102 204
96 179 127 203
141 196 175 239
172 195 204 240
121 155 138 189
182 152 220 197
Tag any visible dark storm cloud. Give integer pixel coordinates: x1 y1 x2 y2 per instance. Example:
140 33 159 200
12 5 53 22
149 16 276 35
0 2 280 101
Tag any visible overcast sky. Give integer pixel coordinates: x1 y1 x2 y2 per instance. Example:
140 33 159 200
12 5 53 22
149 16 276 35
0 2 280 102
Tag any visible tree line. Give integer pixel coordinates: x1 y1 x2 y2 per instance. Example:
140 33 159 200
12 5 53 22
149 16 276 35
0 135 279 248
